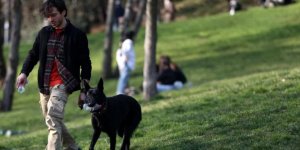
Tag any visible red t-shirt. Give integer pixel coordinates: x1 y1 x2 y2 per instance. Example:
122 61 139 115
49 29 64 87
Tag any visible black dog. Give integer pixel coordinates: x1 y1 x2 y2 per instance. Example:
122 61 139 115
82 78 142 150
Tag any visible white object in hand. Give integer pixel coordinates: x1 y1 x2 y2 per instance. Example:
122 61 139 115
16 73 28 94
5 130 12 137
17 85 25 94
83 104 92 112
229 9 235 16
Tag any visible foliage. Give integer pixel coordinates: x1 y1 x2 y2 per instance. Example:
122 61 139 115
1 3 300 149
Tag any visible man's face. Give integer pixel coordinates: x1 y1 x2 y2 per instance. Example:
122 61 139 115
46 7 65 29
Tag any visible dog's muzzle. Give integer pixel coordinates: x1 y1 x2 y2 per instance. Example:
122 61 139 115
83 103 102 112
85 96 96 107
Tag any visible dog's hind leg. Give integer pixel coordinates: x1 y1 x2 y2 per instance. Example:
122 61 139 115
121 125 138 150
121 132 130 150
121 111 142 150
108 133 116 150
118 127 124 137
118 122 126 137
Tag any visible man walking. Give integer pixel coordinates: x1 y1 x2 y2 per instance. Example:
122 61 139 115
16 0 91 149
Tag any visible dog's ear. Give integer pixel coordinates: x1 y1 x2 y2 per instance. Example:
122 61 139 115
97 78 104 91
83 80 91 91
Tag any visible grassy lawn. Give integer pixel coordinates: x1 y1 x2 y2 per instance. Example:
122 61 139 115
1 3 300 150
175 0 258 18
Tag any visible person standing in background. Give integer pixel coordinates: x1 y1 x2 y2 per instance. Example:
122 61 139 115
162 0 176 22
114 0 125 31
116 31 135 95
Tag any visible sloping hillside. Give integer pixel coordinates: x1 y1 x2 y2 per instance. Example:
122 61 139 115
1 2 300 149
175 0 260 18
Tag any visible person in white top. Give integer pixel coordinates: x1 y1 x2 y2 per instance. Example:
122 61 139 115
162 0 176 22
116 31 135 94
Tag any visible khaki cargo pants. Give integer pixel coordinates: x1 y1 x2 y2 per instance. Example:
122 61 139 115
39 84 79 150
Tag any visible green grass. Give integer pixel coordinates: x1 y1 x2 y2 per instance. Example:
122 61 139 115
175 0 258 18
1 3 300 150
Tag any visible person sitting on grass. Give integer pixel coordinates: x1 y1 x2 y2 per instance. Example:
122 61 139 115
156 55 187 92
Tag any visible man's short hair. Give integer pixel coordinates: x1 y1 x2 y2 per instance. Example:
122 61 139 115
40 0 68 17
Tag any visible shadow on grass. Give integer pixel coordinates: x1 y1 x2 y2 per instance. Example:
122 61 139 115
0 146 9 150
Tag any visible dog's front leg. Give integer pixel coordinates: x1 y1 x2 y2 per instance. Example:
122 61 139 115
89 129 101 150
89 117 101 150
109 133 116 150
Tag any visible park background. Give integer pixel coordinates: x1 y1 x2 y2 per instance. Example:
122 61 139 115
1 0 300 149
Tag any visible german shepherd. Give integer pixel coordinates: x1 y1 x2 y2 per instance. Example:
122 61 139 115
81 78 142 150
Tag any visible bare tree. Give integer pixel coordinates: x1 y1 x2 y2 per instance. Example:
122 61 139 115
143 0 157 100
102 0 115 79
99 0 108 23
161 0 176 23
121 0 133 36
0 0 5 87
121 0 147 40
133 0 147 40
42 0 48 26
3 0 11 43
1 0 22 111
69 0 90 32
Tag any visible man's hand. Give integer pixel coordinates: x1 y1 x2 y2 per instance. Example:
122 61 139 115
16 73 28 88
78 79 89 109
83 79 89 84
78 92 86 110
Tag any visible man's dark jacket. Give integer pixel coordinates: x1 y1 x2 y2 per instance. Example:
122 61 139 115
21 21 92 94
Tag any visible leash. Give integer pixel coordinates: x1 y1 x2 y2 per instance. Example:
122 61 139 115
91 101 108 128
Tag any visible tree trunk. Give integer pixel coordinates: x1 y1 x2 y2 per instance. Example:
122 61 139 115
102 0 115 79
157 0 163 22
121 0 133 36
133 0 147 40
1 0 22 111
42 0 48 27
143 0 157 100
3 0 11 43
99 0 108 24
0 0 5 87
